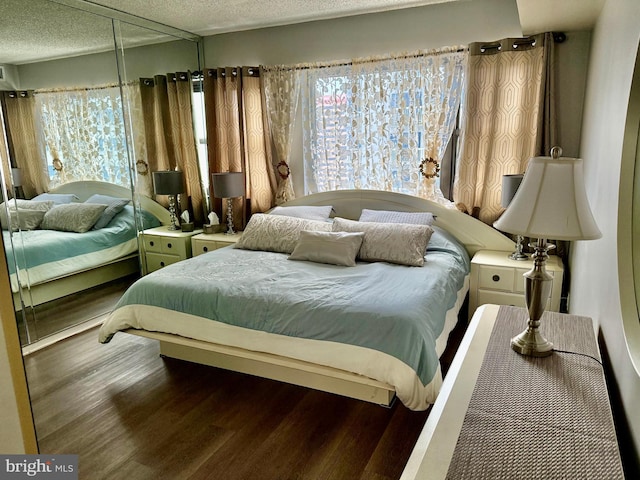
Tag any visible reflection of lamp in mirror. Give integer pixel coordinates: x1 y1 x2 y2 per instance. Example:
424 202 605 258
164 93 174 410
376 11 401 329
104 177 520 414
501 174 527 260
494 147 602 357
153 170 184 230
212 172 244 235
11 167 22 199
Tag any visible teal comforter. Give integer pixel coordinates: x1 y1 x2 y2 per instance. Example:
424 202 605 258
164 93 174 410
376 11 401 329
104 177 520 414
103 227 469 387
3 205 159 275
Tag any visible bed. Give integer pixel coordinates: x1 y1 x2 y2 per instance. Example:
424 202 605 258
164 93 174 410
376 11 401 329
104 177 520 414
4 181 169 309
99 190 514 409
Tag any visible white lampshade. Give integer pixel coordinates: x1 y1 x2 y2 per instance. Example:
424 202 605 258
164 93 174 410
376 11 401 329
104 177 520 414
494 154 601 241
11 167 22 187
501 174 523 208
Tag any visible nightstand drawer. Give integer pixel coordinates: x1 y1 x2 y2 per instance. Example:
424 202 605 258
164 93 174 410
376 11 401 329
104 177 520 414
477 290 551 310
477 266 515 291
146 253 181 272
192 239 227 256
144 235 188 257
191 232 242 257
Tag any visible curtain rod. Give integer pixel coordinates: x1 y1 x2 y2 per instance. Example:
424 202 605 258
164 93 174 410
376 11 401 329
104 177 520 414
34 82 138 95
262 46 468 73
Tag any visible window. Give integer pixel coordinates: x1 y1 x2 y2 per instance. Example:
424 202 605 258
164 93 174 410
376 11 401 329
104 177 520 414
301 49 466 199
35 87 130 187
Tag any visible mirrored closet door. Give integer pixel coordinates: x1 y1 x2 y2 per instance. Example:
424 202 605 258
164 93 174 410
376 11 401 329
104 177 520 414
0 0 205 347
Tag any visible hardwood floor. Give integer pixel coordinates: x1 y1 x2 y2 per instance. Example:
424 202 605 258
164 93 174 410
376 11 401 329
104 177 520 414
24 317 467 480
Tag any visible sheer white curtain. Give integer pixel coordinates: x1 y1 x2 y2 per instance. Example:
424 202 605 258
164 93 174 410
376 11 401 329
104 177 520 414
301 46 467 200
262 65 300 204
35 86 130 188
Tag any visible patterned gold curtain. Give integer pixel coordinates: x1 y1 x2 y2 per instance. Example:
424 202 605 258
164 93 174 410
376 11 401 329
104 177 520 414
203 67 275 231
454 33 556 224
1 91 48 198
261 65 300 204
139 73 205 223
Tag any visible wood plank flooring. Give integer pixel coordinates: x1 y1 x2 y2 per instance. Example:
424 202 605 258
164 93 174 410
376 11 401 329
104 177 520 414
24 317 467 480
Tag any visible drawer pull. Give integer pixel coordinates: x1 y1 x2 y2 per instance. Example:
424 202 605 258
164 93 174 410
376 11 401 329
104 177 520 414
149 240 155 247
492 274 500 282
160 261 165 267
203 246 208 252
167 242 173 249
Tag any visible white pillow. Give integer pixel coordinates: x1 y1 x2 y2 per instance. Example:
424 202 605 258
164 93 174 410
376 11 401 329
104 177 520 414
269 205 333 222
0 200 54 231
41 203 108 233
234 213 332 254
289 230 364 267
332 217 433 267
358 208 435 226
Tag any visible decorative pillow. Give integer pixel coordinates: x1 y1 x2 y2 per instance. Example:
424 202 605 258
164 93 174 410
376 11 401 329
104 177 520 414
332 217 433 267
269 205 333 222
358 208 435 226
41 203 108 233
289 230 364 267
31 193 79 205
0 200 53 231
234 213 332 254
85 194 130 229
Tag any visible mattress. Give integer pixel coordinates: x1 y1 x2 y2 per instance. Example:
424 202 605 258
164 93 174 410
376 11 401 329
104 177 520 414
5 205 159 291
99 226 470 410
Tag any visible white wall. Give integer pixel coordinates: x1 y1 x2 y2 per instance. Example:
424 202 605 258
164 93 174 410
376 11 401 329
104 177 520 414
570 0 640 459
203 0 590 196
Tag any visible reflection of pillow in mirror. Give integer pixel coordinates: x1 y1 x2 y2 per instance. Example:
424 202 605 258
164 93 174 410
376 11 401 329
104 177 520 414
85 194 130 229
0 209 47 231
289 230 364 267
269 205 333 221
41 203 108 233
332 217 433 267
0 200 53 231
31 193 79 205
358 208 435 226
234 213 332 253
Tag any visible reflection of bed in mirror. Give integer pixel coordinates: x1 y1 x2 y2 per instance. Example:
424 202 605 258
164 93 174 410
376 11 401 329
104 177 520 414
6 181 170 309
100 190 515 409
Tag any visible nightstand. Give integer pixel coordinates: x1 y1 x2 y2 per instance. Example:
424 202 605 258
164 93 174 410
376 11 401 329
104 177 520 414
468 250 564 320
191 232 242 256
142 226 202 273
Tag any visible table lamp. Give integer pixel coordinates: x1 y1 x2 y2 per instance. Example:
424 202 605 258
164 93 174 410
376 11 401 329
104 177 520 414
153 170 184 230
501 173 527 260
212 172 245 235
493 147 601 357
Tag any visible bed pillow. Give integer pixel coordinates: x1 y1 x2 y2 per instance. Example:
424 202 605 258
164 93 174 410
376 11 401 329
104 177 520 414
289 230 364 267
0 200 54 231
41 203 108 233
84 194 130 229
332 217 433 267
358 208 435 226
269 205 333 222
234 213 332 254
31 193 79 205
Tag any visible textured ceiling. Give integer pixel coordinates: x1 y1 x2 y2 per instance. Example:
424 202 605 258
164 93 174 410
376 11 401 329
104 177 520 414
1 0 604 65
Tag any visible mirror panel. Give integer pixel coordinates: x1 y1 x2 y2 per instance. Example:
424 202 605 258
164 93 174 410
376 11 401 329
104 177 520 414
0 0 204 347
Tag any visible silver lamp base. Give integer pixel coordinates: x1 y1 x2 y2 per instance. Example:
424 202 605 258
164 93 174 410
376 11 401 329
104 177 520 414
224 197 236 235
511 238 554 357
167 195 180 230
508 234 529 260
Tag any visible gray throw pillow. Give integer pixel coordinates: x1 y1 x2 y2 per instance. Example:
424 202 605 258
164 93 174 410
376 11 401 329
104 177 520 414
85 194 130 229
41 203 108 233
